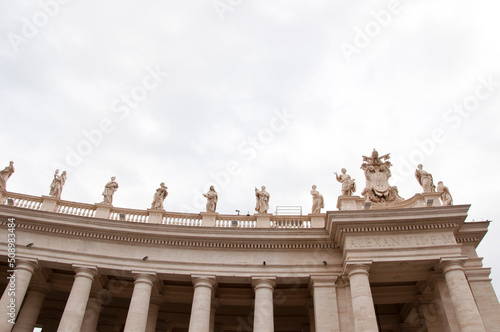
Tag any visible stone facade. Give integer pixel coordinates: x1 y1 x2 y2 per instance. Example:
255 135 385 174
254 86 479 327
0 191 499 332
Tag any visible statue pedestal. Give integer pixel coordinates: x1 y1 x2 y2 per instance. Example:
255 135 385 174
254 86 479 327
308 213 325 228
41 195 59 212
95 203 112 219
421 193 442 207
255 213 272 228
336 196 364 211
147 209 165 224
201 212 218 227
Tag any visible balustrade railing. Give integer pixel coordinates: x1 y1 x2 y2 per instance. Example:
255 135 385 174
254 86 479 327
216 215 256 228
271 216 311 228
1 192 322 228
109 207 149 223
163 213 202 226
58 200 96 217
2 192 42 210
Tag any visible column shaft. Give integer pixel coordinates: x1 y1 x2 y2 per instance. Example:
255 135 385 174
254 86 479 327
347 264 378 332
123 273 156 332
145 303 160 332
252 277 276 332
441 260 486 332
0 260 38 332
310 276 340 332
188 276 216 332
79 296 103 332
57 267 97 332
12 283 50 332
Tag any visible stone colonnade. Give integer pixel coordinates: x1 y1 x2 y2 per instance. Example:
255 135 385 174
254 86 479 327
0 258 491 332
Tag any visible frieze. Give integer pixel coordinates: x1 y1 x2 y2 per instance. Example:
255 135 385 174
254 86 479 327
346 233 456 249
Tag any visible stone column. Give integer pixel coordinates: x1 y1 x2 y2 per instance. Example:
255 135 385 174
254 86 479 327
123 273 157 332
467 268 500 332
79 293 105 332
417 294 443 332
98 316 121 332
440 258 486 332
306 300 315 332
145 296 163 332
346 263 378 332
309 276 340 332
209 298 220 332
188 276 217 332
11 282 50 332
336 278 355 331
57 266 98 332
0 259 38 332
252 277 276 332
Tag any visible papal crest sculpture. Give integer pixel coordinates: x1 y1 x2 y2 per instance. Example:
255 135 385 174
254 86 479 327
360 149 403 203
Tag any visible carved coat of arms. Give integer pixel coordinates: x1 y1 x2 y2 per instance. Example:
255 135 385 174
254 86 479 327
361 149 403 203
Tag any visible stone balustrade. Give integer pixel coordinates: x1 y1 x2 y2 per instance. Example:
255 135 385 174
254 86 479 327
1 191 321 229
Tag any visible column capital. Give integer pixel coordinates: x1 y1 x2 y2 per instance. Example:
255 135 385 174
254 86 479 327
72 265 98 280
308 275 338 290
251 276 277 291
16 258 39 273
439 256 467 274
192 275 217 289
345 261 372 278
28 281 52 294
132 271 157 286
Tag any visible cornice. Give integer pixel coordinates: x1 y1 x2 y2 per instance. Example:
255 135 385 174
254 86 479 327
0 206 333 250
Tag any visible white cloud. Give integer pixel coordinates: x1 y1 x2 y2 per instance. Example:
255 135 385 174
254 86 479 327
1 0 500 294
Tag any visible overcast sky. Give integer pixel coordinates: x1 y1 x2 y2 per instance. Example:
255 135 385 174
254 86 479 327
2 0 500 295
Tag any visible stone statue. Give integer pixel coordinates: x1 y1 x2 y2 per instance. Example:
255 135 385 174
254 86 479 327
203 185 218 213
334 168 356 196
151 182 168 210
255 186 270 214
49 169 67 200
360 149 403 203
101 177 119 205
436 181 453 206
0 161 15 191
415 164 435 193
310 185 324 213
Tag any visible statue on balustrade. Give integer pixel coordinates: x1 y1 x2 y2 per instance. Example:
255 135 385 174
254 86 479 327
0 161 15 191
101 176 119 205
360 149 403 203
415 164 436 193
436 181 453 206
334 168 356 196
255 186 270 214
203 185 218 213
310 185 324 213
151 182 168 210
49 169 67 200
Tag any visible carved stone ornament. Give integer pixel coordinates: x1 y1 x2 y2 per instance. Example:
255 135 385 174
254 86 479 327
360 149 403 203
151 182 168 210
0 161 14 191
